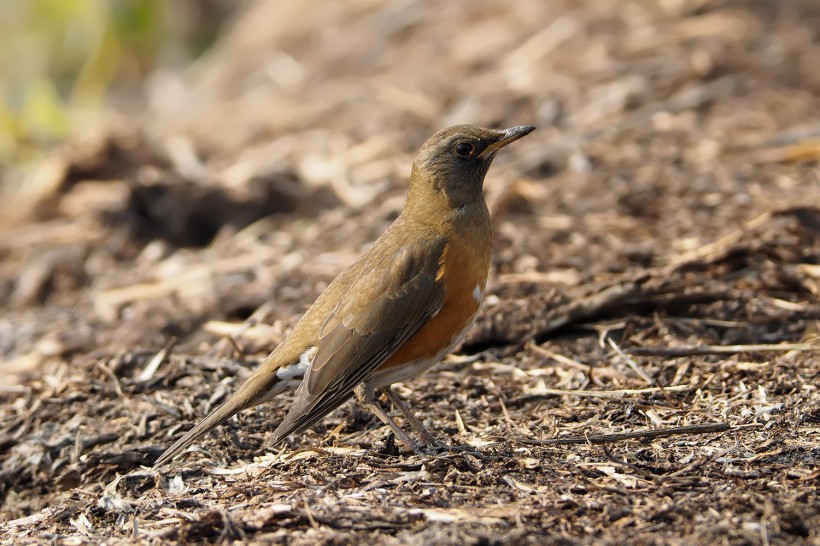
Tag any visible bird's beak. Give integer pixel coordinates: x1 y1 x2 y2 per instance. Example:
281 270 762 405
478 125 536 159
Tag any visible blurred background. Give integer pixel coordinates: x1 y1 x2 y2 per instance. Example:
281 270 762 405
0 0 235 166
0 0 818 379
1 2 819 541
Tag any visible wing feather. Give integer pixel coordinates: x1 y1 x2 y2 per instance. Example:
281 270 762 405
270 237 447 442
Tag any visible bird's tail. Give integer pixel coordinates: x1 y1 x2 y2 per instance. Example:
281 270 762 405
152 359 306 468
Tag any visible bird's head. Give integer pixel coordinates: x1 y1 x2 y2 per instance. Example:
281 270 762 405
408 125 535 213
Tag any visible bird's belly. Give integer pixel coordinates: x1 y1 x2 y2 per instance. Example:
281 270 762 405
371 306 479 388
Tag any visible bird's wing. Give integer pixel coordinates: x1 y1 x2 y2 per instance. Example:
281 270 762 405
270 237 447 442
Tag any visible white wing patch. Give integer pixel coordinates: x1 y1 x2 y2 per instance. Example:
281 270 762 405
270 346 314 392
472 284 482 303
298 346 318 368
253 348 313 404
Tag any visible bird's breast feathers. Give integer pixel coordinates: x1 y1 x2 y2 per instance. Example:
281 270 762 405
375 234 490 371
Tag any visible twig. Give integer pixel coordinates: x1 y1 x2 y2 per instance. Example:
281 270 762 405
603 445 655 479
658 439 739 483
627 343 820 357
726 122 820 153
751 139 820 164
138 337 177 382
509 384 691 406
516 422 729 446
95 360 124 397
606 337 653 385
225 335 244 358
665 212 771 269
523 274 653 342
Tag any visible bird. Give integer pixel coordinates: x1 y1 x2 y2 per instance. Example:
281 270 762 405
153 124 535 467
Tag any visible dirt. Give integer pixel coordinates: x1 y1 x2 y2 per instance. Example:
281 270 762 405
1 0 819 544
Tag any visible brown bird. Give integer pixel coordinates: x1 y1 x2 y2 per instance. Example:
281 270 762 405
154 124 535 467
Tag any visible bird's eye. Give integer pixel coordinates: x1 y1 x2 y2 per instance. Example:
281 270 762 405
454 142 475 158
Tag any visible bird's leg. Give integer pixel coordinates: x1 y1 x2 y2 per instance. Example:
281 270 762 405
380 387 438 447
382 387 488 460
353 380 417 451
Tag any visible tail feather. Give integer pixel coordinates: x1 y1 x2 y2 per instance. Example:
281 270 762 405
152 392 255 468
153 360 306 468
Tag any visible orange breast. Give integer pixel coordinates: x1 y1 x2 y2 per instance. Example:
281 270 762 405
379 232 491 369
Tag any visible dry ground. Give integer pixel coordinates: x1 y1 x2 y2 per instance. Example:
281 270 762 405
1 1 819 544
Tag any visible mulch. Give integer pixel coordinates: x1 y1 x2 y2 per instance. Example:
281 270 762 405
1 1 818 544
